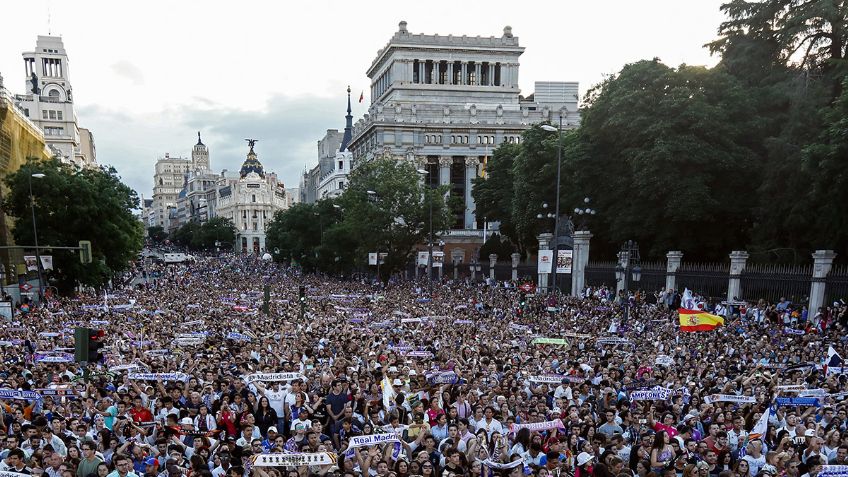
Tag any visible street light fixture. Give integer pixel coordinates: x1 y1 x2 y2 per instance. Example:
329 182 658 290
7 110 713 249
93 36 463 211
539 117 565 295
574 197 596 230
29 172 45 303
416 168 434 289
615 240 641 322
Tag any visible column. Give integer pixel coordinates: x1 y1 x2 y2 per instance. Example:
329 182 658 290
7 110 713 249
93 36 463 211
461 63 467 85
439 156 452 186
665 251 683 292
475 63 481 85
511 253 521 281
809 250 837 314
464 157 479 229
451 249 464 280
447 62 453 85
537 233 553 293
616 250 631 297
489 254 497 280
571 231 592 297
488 64 494 86
727 251 749 302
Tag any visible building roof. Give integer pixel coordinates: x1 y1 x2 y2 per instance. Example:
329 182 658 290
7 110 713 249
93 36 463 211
239 140 265 178
340 86 353 152
196 131 204 146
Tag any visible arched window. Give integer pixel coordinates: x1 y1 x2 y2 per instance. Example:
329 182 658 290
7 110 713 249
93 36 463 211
48 89 60 99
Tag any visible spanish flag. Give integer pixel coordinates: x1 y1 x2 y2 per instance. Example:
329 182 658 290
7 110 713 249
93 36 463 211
678 308 724 332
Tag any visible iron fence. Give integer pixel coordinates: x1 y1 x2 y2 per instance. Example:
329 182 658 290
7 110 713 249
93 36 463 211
639 260 666 293
676 262 729 301
585 261 617 288
740 263 811 304
826 264 848 304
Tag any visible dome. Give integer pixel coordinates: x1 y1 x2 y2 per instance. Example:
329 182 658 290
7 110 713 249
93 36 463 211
239 141 265 178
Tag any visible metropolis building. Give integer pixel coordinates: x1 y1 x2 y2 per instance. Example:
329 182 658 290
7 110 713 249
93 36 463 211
348 22 580 253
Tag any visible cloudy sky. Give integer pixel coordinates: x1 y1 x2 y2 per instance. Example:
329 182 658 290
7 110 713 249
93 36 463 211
0 0 727 201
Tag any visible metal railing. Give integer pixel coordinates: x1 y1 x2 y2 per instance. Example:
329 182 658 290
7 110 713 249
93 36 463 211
676 262 729 301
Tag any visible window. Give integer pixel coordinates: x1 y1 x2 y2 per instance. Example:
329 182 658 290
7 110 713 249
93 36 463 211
252 194 256 203
338 160 344 170
338 181 344 189
48 89 60 99
49 110 56 119
57 111 62 120
23 109 29 117
253 223 258 231
42 110 48 120
242 210 247 219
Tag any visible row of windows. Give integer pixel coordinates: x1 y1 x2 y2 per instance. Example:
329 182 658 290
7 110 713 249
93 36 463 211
43 127 64 136
41 110 63 121
423 134 521 145
241 210 268 219
412 60 502 86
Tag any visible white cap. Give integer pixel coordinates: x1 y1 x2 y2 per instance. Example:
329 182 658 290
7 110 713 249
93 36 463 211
576 452 594 466
408 370 417 376
180 417 193 426
392 378 404 386
389 366 399 373
805 428 816 437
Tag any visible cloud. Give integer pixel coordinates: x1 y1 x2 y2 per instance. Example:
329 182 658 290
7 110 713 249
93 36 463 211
110 60 145 86
77 94 349 204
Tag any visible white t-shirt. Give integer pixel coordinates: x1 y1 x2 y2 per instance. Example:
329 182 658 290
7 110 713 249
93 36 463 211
264 388 287 416
743 454 765 476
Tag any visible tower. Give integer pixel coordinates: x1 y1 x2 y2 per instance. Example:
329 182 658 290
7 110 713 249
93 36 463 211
18 36 95 167
192 131 210 172
339 86 353 152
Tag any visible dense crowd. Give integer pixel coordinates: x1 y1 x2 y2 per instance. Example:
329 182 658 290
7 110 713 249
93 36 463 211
1 254 847 477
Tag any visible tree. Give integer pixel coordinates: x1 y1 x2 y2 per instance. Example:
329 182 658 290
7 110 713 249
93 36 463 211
196 217 237 250
3 159 143 293
147 226 167 243
265 202 328 272
472 143 520 246
332 158 451 280
171 222 201 249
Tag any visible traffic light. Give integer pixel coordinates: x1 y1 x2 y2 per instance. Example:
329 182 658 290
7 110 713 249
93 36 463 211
298 286 306 303
519 293 526 307
79 240 92 264
74 327 105 363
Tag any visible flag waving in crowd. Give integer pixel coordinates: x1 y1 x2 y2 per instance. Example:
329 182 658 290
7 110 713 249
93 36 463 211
678 308 724 331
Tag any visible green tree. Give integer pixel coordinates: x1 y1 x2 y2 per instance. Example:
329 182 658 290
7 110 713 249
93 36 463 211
3 159 142 293
170 222 201 249
333 158 451 280
196 217 237 250
265 202 323 271
147 226 168 243
472 143 520 246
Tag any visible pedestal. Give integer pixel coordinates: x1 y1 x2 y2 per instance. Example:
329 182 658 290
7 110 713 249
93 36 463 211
537 233 553 292
571 231 592 297
511 252 521 281
665 251 683 292
489 254 497 280
616 250 631 296
727 250 749 302
809 250 837 314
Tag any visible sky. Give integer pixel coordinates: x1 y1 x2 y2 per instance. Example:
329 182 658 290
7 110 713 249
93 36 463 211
0 0 728 202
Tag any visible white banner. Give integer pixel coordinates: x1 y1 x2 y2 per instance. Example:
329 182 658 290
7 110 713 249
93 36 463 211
128 372 188 382
345 433 400 450
368 253 377 266
819 466 848 477
482 460 524 470
538 250 553 274
704 394 756 404
417 251 429 266
40 255 54 271
432 251 444 268
251 453 337 467
556 249 573 274
0 471 34 477
245 373 306 383
529 375 565 384
509 419 564 433
630 386 673 401
655 355 675 367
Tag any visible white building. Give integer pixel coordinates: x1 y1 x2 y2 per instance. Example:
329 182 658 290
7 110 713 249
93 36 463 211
151 153 191 230
214 141 289 253
14 36 96 167
176 132 219 226
349 22 579 254
300 88 355 203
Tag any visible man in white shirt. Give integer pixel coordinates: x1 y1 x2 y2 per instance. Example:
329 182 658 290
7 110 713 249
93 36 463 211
554 379 573 402
477 406 504 438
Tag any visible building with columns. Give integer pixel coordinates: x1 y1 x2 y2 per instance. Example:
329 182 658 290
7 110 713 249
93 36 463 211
348 22 579 257
12 36 96 167
151 153 191 230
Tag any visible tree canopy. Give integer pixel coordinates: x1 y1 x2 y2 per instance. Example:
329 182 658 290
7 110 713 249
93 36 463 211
3 159 143 293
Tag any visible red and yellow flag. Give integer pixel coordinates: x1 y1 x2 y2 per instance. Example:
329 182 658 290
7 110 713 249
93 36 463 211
678 308 724 332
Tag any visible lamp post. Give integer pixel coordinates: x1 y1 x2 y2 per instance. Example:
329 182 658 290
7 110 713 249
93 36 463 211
416 168 434 289
573 197 596 230
541 114 564 295
366 191 384 285
29 172 45 302
614 240 641 322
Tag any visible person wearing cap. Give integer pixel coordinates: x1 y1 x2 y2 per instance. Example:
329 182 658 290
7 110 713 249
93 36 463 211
802 431 823 465
142 456 158 477
575 451 594 477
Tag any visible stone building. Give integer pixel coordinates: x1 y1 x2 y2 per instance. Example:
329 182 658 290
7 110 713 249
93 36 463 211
300 88 355 203
213 141 289 253
13 36 96 167
348 22 579 260
151 153 191 230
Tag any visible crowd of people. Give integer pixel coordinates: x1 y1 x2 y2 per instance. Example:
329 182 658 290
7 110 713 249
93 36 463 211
1 253 846 477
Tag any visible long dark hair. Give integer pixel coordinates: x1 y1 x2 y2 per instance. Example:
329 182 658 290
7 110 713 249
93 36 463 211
652 430 667 450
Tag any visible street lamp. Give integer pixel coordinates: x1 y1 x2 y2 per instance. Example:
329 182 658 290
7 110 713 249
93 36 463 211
29 172 45 303
416 168 434 288
573 197 596 230
541 116 565 295
614 240 641 322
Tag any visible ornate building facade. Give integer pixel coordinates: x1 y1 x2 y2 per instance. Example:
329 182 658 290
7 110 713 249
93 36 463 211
300 88 355 203
348 22 580 254
13 36 96 167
